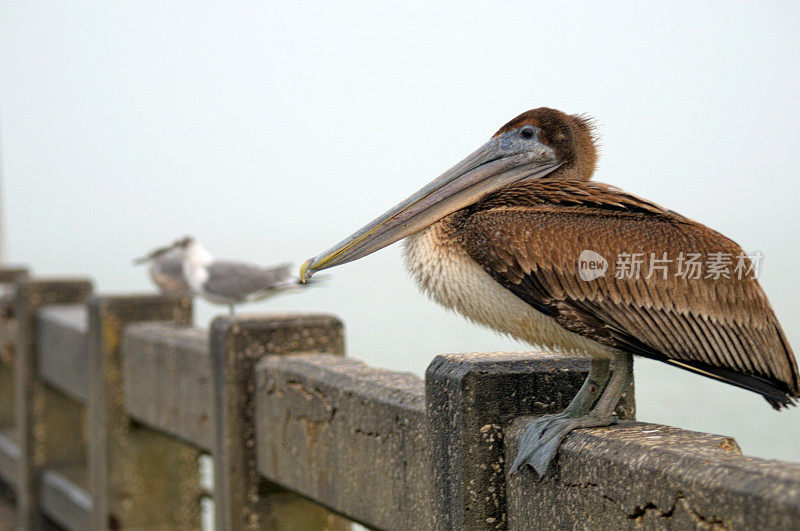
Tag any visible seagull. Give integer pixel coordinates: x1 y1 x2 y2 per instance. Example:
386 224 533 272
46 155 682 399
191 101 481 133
299 107 799 477
174 236 315 315
133 243 191 295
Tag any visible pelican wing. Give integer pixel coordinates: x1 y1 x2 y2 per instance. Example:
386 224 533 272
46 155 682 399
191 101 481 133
462 180 799 408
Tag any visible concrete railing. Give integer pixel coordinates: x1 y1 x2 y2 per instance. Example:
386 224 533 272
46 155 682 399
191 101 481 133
0 265 798 530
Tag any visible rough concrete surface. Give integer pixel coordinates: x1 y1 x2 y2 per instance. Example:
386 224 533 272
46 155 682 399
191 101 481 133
14 279 93 530
426 351 635 530
255 353 433 530
87 294 197 530
123 322 212 450
37 304 89 403
211 313 349 531
506 419 800 530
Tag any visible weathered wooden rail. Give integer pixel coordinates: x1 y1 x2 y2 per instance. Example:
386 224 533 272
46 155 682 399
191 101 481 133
0 265 798 530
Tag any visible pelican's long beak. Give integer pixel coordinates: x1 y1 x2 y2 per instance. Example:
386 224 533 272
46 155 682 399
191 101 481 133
300 128 561 281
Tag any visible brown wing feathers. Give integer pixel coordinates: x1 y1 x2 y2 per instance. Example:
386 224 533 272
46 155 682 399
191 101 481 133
462 180 800 408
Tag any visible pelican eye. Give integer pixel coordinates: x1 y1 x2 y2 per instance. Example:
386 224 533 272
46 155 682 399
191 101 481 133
520 127 535 139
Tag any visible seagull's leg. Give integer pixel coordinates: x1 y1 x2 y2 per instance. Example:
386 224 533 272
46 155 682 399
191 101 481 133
509 352 632 478
228 304 235 316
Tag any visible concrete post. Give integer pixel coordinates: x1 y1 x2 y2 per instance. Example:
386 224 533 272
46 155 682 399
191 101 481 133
14 278 92 529
0 268 27 284
210 313 346 531
426 351 635 529
0 267 28 437
87 294 193 529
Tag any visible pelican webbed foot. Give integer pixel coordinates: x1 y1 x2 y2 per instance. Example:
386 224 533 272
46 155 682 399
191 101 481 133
511 411 615 477
508 353 632 478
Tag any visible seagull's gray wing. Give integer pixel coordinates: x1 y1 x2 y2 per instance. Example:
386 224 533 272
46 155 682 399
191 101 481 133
203 262 295 302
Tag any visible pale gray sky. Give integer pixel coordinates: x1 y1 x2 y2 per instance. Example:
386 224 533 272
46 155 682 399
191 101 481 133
1 1 799 460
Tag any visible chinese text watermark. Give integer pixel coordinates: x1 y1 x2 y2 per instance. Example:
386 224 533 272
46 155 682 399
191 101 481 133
577 250 763 281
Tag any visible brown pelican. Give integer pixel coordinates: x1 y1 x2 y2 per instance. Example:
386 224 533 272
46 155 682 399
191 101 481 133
133 243 191 295
174 236 318 315
300 108 799 476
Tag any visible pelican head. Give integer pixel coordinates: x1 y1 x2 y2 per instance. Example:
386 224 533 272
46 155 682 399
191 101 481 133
300 108 595 281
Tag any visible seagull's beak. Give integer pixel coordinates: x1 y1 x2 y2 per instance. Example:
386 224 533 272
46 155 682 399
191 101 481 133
300 127 561 281
132 243 178 266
